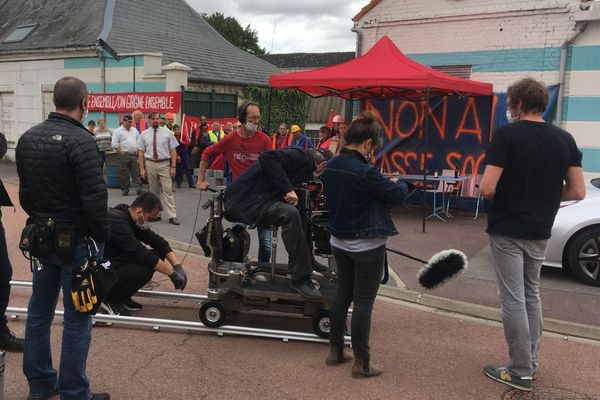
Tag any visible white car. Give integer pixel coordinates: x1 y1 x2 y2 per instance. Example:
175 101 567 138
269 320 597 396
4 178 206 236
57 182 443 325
545 178 600 286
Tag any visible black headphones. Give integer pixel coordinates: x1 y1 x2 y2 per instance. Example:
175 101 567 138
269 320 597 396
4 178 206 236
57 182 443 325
238 100 256 124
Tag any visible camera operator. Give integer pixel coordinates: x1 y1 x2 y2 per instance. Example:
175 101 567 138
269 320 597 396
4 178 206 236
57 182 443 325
102 192 187 316
224 147 329 299
16 76 110 400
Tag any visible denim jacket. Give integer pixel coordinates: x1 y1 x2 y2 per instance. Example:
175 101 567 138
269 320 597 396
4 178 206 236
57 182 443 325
322 149 408 239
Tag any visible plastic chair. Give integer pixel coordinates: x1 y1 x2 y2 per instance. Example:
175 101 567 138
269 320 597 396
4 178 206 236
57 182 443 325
456 174 483 219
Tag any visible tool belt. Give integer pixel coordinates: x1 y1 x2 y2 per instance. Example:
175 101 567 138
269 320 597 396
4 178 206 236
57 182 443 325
19 218 81 260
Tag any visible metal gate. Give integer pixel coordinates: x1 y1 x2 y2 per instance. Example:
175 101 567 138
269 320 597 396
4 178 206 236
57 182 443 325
182 90 237 118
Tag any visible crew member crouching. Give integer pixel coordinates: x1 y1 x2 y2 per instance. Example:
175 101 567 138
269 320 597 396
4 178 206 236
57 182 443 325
102 192 187 315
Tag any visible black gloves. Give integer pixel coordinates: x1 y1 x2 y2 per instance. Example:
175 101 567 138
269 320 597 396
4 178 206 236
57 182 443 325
169 264 187 290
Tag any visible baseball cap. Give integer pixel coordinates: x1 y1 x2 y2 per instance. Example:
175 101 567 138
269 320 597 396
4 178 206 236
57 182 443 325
332 115 344 123
290 124 301 133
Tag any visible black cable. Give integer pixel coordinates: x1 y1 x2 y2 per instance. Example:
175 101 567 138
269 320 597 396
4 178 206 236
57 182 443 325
179 189 204 266
385 247 427 264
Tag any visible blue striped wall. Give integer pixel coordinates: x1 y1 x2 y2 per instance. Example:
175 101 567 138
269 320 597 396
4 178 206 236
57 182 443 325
408 45 600 73
562 97 600 122
64 55 145 69
581 148 600 172
409 47 562 72
410 45 600 172
86 81 166 93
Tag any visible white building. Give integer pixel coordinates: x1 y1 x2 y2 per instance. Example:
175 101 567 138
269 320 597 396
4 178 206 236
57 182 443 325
0 0 277 161
353 0 600 174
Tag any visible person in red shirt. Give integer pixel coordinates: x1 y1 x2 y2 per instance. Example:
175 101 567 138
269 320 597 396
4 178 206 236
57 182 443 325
197 101 272 262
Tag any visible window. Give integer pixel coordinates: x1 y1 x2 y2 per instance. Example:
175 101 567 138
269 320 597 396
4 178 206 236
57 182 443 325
431 65 472 79
2 23 37 43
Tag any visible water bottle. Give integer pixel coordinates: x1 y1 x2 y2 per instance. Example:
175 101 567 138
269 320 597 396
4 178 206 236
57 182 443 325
0 350 5 400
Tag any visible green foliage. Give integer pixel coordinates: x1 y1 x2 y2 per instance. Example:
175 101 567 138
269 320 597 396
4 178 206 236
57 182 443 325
202 12 265 55
244 86 309 135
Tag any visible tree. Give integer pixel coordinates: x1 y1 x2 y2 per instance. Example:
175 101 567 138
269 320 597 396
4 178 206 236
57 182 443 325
244 86 309 135
202 12 265 55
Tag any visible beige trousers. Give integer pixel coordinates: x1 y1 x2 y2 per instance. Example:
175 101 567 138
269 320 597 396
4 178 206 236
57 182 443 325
145 160 177 219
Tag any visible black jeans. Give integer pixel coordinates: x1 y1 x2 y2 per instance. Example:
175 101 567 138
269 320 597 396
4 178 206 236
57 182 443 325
329 244 385 360
0 221 12 328
106 262 154 304
258 202 312 282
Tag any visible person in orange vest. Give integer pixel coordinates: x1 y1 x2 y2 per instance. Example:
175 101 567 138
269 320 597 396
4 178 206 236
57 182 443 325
316 125 333 149
272 122 292 149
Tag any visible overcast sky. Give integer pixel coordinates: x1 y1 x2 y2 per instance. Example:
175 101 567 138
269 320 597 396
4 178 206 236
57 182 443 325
187 0 366 53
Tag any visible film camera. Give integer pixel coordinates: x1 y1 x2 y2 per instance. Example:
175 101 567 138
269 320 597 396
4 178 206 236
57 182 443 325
295 180 331 256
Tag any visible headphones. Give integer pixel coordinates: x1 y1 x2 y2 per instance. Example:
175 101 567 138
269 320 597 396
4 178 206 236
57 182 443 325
238 100 256 124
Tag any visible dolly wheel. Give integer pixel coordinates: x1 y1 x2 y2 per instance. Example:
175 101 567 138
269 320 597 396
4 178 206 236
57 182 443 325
199 301 227 328
312 309 331 339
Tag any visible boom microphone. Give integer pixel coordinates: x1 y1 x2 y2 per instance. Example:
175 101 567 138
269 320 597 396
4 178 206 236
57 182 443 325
386 247 468 289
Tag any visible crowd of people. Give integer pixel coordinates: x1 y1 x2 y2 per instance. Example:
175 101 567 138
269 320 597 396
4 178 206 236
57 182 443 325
0 75 587 399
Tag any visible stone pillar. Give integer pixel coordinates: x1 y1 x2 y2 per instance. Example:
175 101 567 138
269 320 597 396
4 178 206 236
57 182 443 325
163 62 191 124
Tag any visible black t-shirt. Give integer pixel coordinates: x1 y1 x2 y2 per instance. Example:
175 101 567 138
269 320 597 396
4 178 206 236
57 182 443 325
485 120 582 240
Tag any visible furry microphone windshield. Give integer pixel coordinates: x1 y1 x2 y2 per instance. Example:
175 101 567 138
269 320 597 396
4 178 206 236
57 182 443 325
417 249 468 289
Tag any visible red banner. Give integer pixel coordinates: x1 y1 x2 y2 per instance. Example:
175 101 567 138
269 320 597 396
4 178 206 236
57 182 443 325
180 114 237 146
88 92 182 113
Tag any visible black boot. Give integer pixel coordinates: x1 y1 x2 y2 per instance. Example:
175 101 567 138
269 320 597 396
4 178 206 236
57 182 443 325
325 345 353 366
352 358 383 379
0 323 24 352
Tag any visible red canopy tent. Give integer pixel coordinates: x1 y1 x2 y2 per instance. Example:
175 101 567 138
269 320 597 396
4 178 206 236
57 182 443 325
269 35 492 100
269 36 493 232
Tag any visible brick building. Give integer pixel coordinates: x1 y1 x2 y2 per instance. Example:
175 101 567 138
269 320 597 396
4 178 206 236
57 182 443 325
353 0 600 174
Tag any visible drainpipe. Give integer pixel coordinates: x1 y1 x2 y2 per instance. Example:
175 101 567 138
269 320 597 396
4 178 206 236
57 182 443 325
351 25 362 57
556 22 587 126
95 46 106 118
348 25 363 121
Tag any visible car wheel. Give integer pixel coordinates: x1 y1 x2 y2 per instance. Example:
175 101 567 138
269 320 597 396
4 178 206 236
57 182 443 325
567 226 600 287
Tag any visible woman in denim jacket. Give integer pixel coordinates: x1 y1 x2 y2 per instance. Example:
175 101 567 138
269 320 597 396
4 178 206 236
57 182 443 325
321 112 409 378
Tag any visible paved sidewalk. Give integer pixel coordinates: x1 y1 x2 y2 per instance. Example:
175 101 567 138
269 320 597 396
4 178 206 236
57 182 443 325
2 163 600 399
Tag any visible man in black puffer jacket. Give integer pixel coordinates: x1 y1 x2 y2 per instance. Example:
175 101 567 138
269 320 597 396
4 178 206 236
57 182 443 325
102 192 187 316
16 76 111 400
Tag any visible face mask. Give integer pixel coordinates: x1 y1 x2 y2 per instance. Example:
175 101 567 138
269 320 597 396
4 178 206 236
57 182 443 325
80 101 88 123
244 122 258 132
506 109 519 123
135 214 150 230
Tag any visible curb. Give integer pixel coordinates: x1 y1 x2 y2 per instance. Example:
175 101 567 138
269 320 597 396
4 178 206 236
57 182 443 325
377 285 600 342
166 237 600 342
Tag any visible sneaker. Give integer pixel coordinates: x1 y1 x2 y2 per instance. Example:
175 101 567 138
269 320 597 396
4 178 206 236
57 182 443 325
121 191 129 196
169 217 180 225
122 298 143 311
290 278 322 300
136 189 144 195
483 366 532 392
91 393 110 400
0 325 24 352
99 302 131 317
